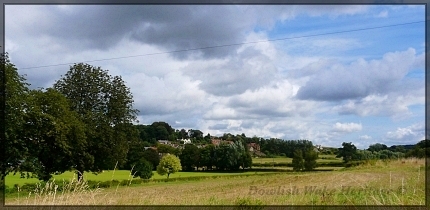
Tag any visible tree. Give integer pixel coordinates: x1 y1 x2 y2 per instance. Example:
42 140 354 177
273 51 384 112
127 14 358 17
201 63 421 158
156 154 182 178
22 88 88 181
337 142 358 163
154 125 169 140
356 150 378 160
53 63 138 180
406 139 430 158
177 129 189 139
131 158 153 179
292 150 304 171
123 133 146 170
213 141 245 171
367 143 388 152
189 129 204 140
239 147 253 170
214 142 235 170
199 144 215 170
142 148 160 170
157 144 176 154
179 144 200 171
1 52 30 179
303 149 318 171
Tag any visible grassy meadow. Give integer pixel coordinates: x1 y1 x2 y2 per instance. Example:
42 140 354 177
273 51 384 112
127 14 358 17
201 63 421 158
5 170 281 188
5 155 341 188
4 158 425 205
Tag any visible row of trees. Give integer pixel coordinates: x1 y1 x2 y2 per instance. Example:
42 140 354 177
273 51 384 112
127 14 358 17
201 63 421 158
134 123 208 144
127 140 253 173
130 153 182 180
127 140 254 180
337 141 428 163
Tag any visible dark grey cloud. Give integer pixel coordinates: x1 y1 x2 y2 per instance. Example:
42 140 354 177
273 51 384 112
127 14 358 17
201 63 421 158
6 5 372 62
130 6 254 60
8 5 256 59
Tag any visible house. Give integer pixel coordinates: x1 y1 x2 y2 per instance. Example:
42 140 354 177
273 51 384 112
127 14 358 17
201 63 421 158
171 144 184 149
144 147 157 151
196 145 207 149
179 139 192 144
158 140 170 145
211 138 235 146
247 143 261 152
315 145 323 152
247 143 266 157
211 139 222 146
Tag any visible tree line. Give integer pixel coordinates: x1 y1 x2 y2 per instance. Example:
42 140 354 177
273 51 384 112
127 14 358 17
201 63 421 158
337 141 429 164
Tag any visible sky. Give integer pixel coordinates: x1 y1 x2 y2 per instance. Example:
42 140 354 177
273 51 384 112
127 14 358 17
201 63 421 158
5 5 425 149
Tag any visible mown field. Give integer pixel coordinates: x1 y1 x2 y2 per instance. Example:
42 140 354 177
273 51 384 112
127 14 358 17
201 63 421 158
5 155 342 188
5 158 425 205
5 170 280 189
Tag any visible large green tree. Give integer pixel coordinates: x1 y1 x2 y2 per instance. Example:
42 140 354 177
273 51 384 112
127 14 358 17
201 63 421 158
1 52 30 179
179 144 200 171
214 141 245 171
292 150 304 171
367 143 388 152
21 88 88 181
303 149 318 171
53 63 138 180
199 144 215 170
123 128 146 170
337 142 358 163
132 158 153 179
142 148 160 170
239 143 253 170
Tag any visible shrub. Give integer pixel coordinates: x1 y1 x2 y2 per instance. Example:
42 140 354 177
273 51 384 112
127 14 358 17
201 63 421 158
132 158 154 179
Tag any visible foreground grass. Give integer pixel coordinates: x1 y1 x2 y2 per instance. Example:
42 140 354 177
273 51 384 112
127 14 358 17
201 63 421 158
5 158 424 205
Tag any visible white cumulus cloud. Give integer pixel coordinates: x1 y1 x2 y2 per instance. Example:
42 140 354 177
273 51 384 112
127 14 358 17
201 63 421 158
332 122 362 133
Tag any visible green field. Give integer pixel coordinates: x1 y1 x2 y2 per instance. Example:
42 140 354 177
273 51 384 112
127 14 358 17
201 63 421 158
5 158 425 205
6 156 342 188
5 170 281 189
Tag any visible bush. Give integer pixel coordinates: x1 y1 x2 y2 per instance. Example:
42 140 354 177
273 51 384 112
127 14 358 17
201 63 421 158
132 158 154 179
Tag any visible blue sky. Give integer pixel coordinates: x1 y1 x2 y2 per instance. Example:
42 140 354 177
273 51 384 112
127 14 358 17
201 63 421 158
5 5 425 149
